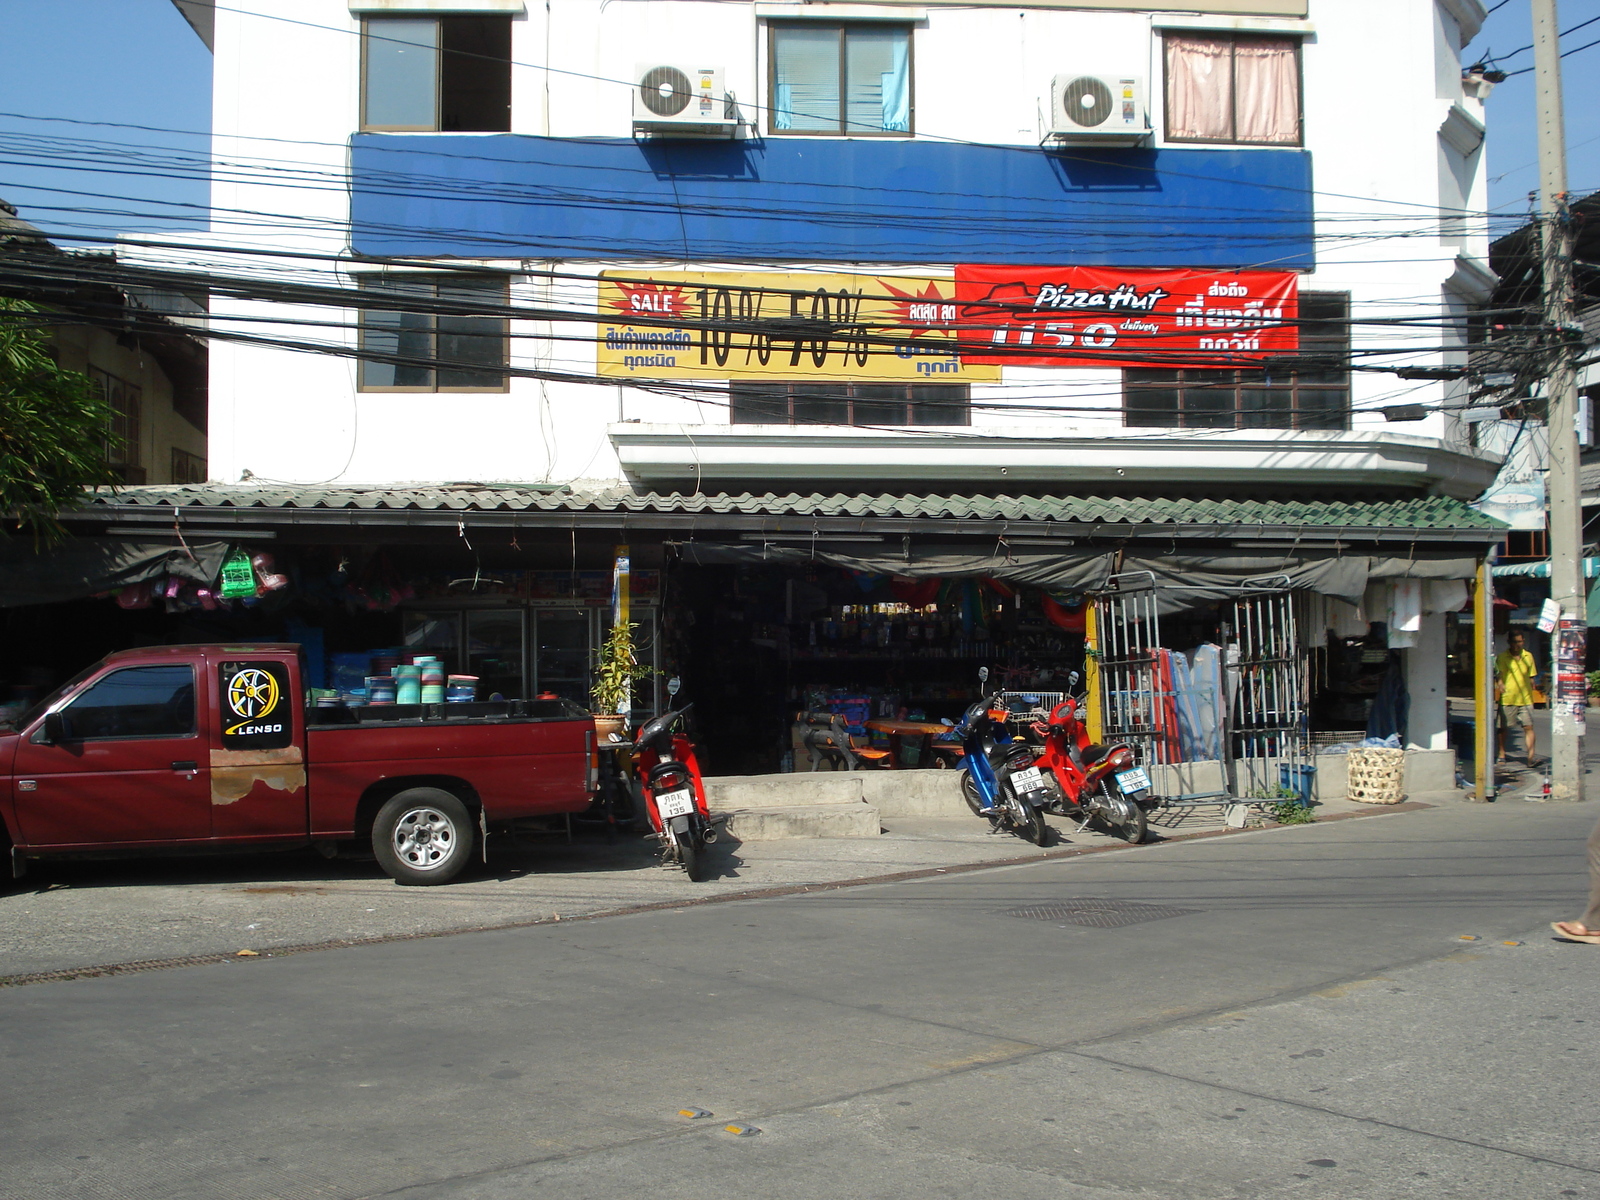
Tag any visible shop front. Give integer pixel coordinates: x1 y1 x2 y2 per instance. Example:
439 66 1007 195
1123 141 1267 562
22 485 1503 795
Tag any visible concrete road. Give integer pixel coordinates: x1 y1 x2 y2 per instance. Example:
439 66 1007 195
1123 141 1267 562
2 799 1597 1199
0 804 1265 979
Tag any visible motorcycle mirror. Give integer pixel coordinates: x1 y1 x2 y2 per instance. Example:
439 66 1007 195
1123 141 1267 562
667 675 681 698
940 717 955 726
1069 670 1081 686
978 666 989 685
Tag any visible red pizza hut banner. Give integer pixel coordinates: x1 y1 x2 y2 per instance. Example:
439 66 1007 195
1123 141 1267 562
954 265 1299 368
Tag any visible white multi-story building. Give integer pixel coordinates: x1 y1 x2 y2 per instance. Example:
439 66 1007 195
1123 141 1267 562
86 0 1506 778
154 0 1501 495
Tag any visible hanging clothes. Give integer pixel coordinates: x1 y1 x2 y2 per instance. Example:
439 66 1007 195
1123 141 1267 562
1365 659 1410 742
1386 579 1422 649
1152 648 1184 765
1188 644 1225 761
1329 597 1368 639
1172 650 1208 762
1301 593 1330 642
1423 579 1469 613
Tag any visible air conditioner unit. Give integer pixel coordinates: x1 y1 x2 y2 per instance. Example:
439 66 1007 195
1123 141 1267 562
633 64 738 136
1049 74 1149 145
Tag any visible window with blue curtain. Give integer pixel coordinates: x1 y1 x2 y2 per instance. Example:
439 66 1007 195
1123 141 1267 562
770 23 911 136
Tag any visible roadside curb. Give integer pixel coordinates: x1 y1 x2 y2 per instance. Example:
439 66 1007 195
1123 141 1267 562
0 800 1435 990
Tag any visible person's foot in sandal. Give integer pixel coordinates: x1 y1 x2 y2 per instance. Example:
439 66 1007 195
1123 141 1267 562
1551 921 1600 943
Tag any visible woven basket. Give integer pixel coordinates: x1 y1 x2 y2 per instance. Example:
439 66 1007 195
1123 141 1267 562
1346 747 1405 805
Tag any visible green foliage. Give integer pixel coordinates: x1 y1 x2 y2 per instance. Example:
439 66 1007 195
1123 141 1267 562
1270 798 1316 824
590 620 658 714
1588 669 1600 699
0 298 121 543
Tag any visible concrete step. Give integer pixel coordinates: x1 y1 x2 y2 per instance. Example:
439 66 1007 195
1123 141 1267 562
704 770 970 816
703 773 870 810
719 803 881 841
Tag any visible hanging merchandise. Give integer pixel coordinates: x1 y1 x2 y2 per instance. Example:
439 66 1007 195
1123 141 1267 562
116 579 155 609
890 577 940 608
1386 580 1422 649
219 550 258 599
1041 592 1087 632
1329 597 1368 639
251 552 290 592
1423 579 1469 614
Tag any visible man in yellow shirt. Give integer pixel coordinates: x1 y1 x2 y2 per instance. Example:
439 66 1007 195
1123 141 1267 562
1495 631 1540 765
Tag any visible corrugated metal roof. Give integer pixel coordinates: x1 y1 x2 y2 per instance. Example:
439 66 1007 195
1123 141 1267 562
78 484 1504 531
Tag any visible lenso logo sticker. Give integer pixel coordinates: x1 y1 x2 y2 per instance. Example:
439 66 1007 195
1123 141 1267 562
219 662 292 749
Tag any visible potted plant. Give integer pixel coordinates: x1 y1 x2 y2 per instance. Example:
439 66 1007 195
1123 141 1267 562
590 621 656 740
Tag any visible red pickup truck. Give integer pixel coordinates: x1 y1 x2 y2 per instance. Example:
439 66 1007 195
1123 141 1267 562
0 644 599 885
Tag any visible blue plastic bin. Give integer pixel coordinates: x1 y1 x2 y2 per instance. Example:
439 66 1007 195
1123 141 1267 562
1278 763 1317 807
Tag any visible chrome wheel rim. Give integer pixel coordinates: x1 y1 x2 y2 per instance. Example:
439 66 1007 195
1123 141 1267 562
392 806 457 871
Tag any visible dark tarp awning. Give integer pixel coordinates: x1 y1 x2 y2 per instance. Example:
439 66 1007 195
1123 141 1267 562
0 539 230 608
675 542 1481 612
673 542 1116 593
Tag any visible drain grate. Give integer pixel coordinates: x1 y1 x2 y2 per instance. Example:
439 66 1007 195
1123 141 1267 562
1003 898 1199 928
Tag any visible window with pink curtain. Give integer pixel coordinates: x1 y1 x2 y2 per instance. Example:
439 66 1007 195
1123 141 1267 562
1165 33 1300 146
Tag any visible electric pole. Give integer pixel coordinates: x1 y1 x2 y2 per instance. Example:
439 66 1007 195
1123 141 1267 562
1533 0 1585 800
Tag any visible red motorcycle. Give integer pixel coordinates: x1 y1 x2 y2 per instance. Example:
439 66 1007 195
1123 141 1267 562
634 681 714 881
1030 675 1153 844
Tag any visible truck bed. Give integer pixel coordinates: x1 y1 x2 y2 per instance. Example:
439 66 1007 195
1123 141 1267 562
305 698 596 836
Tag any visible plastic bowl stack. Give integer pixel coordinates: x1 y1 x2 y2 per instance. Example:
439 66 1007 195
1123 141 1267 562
366 675 396 706
394 663 423 706
414 657 445 704
446 674 478 703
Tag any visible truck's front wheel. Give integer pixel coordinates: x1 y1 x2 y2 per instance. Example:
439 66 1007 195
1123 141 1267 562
373 789 474 885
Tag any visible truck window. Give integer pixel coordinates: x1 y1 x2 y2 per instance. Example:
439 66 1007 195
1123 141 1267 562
56 665 197 740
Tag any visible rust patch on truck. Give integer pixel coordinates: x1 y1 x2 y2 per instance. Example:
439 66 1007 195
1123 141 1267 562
209 746 307 806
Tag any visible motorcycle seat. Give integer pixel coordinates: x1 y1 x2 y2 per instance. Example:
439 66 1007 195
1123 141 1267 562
1081 743 1110 765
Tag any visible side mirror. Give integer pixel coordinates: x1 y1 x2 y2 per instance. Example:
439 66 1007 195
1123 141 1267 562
42 711 66 744
940 717 955 727
978 666 989 685
667 675 681 698
1068 670 1081 687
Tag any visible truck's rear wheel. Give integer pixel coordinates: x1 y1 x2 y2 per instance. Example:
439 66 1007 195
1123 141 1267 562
373 789 473 885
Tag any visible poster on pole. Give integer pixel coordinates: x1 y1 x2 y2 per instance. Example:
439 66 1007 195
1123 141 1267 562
953 265 1299 368
1556 617 1588 735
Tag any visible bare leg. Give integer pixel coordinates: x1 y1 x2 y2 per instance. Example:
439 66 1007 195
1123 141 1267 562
1553 815 1600 940
1583 815 1600 931
1524 722 1537 764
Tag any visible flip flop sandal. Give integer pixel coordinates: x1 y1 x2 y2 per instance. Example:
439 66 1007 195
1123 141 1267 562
1550 922 1600 944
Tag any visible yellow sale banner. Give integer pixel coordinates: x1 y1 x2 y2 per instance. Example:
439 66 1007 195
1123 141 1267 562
597 270 999 381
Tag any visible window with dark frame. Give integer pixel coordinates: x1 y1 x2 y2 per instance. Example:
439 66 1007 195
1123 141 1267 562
1163 31 1301 146
731 382 968 426
358 274 510 392
1123 292 1349 431
171 447 207 484
361 16 512 132
89 365 145 483
769 22 912 136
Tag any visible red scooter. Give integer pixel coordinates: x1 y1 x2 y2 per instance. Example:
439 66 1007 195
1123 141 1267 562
1030 674 1153 844
634 678 714 881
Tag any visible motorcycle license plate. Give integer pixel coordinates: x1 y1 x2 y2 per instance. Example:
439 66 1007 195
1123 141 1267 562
1010 766 1046 795
655 788 695 819
1114 767 1151 795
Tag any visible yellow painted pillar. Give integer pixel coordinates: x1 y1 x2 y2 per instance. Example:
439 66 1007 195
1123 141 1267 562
1086 601 1104 743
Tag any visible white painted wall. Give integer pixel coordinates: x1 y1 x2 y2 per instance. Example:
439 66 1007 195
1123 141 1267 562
179 0 1491 487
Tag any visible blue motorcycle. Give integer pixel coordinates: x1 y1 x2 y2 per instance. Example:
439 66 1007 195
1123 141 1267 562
949 668 1052 846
